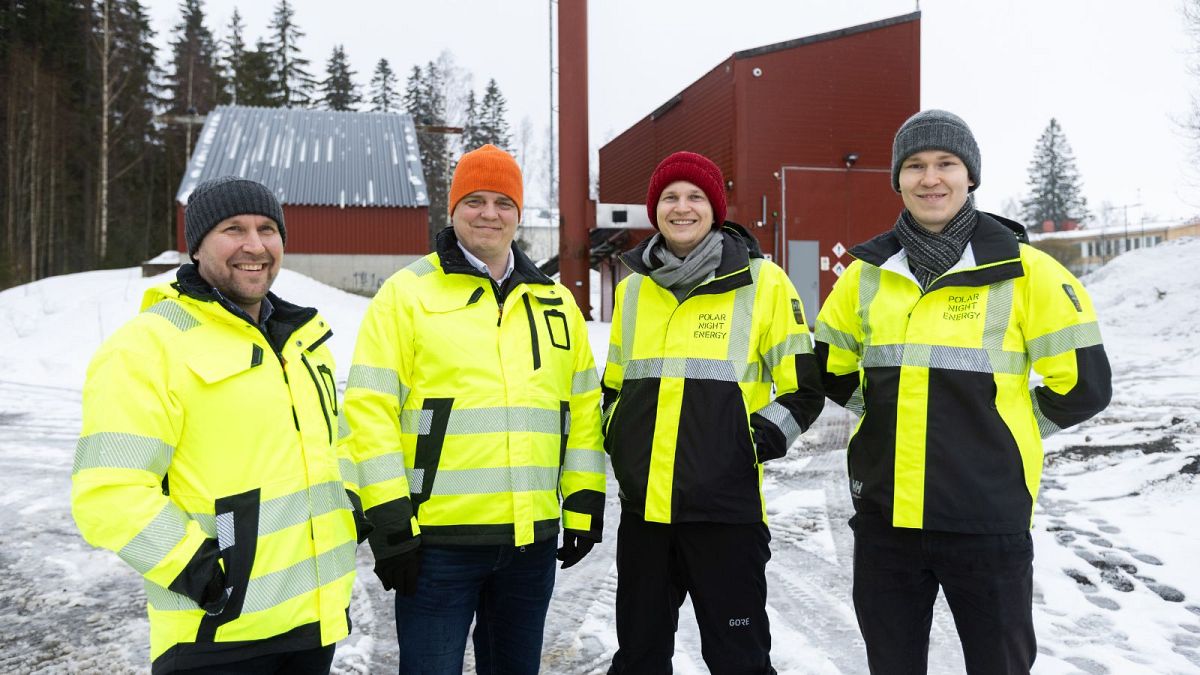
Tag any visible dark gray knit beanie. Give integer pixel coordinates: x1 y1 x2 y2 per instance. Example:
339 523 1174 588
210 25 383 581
891 109 981 193
185 176 286 256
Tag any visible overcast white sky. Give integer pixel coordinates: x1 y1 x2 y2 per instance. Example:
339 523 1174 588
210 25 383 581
145 0 1197 225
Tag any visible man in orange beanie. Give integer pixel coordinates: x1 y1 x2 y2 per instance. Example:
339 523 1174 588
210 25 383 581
345 143 607 673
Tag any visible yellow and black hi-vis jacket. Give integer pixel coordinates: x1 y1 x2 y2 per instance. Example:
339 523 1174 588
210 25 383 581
71 265 360 674
814 212 1112 534
344 227 606 560
602 223 825 524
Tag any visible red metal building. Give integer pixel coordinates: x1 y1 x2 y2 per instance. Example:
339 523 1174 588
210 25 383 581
598 12 921 317
175 105 430 293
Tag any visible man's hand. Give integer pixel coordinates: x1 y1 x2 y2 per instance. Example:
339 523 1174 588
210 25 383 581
556 532 595 569
373 548 421 595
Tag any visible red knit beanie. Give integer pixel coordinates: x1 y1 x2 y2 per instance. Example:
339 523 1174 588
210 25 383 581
645 151 727 229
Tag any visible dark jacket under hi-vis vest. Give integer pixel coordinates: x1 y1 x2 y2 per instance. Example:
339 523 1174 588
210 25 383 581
603 224 825 525
814 212 1112 534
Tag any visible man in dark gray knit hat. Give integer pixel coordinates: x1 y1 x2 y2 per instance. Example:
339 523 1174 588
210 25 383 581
185 176 287 323
813 110 1111 675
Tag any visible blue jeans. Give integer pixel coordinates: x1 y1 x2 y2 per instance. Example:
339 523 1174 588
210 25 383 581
395 540 557 675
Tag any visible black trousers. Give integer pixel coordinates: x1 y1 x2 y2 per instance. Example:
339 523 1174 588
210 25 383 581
850 513 1036 675
608 510 776 675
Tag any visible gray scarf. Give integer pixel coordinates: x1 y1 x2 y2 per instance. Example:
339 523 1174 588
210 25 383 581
642 229 725 301
893 196 978 289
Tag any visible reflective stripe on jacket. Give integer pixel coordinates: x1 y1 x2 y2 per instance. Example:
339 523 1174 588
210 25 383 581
344 228 605 556
71 269 358 673
603 224 825 524
814 212 1112 534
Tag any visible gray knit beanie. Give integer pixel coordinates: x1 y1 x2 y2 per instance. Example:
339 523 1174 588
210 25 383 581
891 109 981 193
185 176 286 256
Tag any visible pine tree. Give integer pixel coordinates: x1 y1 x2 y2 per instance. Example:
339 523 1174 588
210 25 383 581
405 62 451 245
265 0 314 107
319 44 360 111
165 0 222 118
1021 118 1089 233
477 78 512 151
368 58 398 112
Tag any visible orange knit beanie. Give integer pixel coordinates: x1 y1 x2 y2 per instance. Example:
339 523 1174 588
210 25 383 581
448 144 524 218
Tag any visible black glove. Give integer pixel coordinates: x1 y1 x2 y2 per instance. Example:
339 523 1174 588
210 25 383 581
198 567 229 616
556 532 595 569
374 548 421 595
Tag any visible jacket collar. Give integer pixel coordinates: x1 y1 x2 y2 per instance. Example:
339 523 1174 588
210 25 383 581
169 264 322 350
434 227 554 287
850 211 1028 290
620 221 763 297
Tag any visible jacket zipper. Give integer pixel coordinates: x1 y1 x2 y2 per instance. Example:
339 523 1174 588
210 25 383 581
300 353 334 445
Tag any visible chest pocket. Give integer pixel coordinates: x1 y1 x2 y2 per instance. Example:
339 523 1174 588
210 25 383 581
185 344 260 385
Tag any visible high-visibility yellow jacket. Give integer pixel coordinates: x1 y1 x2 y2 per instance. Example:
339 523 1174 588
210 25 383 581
603 224 825 524
71 266 359 674
344 228 606 560
814 213 1112 534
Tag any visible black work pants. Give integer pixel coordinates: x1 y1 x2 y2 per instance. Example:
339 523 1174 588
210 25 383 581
608 509 776 675
850 513 1036 675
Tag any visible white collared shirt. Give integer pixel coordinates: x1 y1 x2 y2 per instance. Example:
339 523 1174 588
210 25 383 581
458 242 515 285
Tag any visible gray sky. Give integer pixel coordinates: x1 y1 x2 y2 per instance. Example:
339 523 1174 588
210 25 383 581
146 0 1197 225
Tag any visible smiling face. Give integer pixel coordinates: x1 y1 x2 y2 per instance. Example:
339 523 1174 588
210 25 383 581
451 190 519 273
655 180 715 257
898 150 975 233
194 214 282 321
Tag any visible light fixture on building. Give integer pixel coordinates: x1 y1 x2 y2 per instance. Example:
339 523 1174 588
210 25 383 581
843 152 859 168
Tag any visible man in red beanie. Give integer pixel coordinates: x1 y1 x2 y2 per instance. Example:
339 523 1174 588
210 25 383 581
345 144 607 674
603 151 825 674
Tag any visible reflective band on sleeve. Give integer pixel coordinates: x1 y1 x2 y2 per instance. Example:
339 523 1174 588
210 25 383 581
400 409 433 434
145 301 199 332
144 579 198 611
242 540 357 614
347 364 407 403
73 432 174 475
725 260 761 362
338 457 357 486
406 468 426 494
624 357 759 383
862 344 1027 375
858 265 882 347
563 448 607 474
406 257 437 277
118 504 191 574
444 407 562 435
762 333 814 371
620 275 644 366
814 321 860 355
846 386 865 417
607 343 622 366
359 452 407 489
424 466 560 496
572 369 601 395
338 415 351 441
982 279 1014 351
1027 322 1103 362
1031 395 1062 438
757 401 803 448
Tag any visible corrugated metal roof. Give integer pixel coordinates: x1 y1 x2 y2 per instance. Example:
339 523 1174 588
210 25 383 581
175 105 429 208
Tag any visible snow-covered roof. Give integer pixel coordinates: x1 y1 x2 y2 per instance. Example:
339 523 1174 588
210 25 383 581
175 105 429 209
1029 218 1196 242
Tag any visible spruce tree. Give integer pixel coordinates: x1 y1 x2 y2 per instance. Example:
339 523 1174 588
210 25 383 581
405 62 451 245
220 8 246 104
1021 118 1089 233
237 39 278 107
477 78 512 151
319 44 360 111
265 0 315 107
461 90 486 150
368 58 398 112
165 0 222 118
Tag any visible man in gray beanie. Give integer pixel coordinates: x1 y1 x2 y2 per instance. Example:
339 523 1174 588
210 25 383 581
812 111 1112 674
72 175 369 673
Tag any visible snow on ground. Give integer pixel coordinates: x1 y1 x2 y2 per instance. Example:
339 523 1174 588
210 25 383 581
1 240 1199 673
